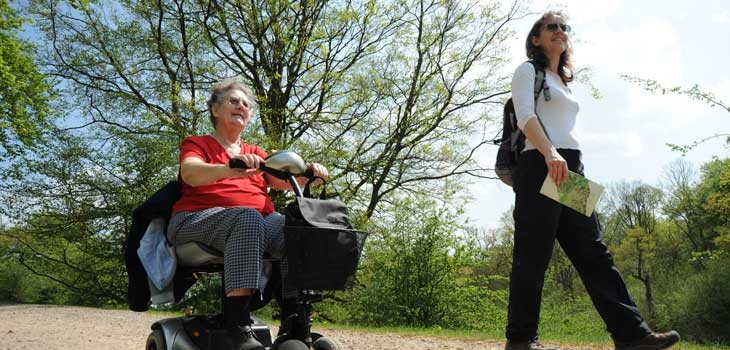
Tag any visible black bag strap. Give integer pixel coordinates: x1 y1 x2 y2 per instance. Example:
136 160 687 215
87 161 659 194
302 176 324 199
302 176 342 200
514 61 552 144
531 61 551 103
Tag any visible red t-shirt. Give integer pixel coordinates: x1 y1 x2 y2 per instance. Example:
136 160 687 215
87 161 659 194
171 135 275 216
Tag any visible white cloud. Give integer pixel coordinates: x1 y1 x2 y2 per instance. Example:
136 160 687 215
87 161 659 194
712 11 729 23
706 79 730 102
529 0 624 22
580 129 642 158
577 21 683 83
624 85 700 128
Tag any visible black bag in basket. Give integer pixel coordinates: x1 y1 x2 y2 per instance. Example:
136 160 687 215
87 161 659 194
284 178 364 291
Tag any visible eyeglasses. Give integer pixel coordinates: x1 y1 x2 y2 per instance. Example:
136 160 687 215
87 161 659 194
225 96 251 109
546 23 571 33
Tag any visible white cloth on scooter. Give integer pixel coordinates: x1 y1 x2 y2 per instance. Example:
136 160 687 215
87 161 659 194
138 217 177 291
148 277 174 305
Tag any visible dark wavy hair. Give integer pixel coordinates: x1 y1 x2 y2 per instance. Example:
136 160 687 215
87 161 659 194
525 10 574 84
206 78 258 127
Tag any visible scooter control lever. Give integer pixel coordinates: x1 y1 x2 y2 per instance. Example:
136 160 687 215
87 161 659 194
229 158 250 169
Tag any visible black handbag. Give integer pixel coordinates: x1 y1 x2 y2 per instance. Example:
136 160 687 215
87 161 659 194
284 178 365 291
284 178 353 230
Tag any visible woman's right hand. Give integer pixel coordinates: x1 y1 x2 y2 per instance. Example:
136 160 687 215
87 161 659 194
520 118 569 186
180 154 262 186
545 151 569 186
228 154 265 177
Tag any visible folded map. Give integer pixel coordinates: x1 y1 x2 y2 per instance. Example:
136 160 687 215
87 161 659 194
539 170 604 217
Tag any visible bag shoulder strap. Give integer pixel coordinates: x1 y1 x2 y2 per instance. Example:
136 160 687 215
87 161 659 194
527 60 552 142
501 61 552 147
528 61 551 102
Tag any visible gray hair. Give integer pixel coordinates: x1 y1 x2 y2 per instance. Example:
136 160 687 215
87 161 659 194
206 78 259 127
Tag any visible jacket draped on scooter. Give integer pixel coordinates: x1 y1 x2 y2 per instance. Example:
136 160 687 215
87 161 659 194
124 180 195 312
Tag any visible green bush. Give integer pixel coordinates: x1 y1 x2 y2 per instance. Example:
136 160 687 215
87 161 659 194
0 259 66 304
347 195 468 327
175 275 223 313
0 260 24 302
440 282 508 332
658 256 730 343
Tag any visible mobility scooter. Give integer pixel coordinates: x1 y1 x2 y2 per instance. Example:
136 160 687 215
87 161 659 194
140 151 366 350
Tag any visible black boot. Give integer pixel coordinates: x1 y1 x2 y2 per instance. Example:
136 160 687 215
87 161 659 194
614 330 680 350
224 296 264 350
228 324 264 350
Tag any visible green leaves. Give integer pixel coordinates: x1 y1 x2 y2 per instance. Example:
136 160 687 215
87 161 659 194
0 0 54 156
5 0 522 315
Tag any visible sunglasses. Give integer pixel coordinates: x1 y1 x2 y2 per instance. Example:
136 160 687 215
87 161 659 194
546 23 572 33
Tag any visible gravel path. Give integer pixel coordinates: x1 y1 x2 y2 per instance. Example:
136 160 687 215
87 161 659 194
0 304 609 350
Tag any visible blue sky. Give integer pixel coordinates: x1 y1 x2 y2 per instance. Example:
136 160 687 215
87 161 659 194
468 0 730 230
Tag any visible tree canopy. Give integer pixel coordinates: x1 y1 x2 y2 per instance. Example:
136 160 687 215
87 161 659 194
1 0 524 306
0 0 53 156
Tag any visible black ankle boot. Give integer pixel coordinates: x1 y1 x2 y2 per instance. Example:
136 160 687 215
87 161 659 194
614 330 680 350
227 324 264 350
224 296 264 350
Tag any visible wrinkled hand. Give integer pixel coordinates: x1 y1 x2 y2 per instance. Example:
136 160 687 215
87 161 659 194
307 163 329 185
230 154 265 177
545 152 569 186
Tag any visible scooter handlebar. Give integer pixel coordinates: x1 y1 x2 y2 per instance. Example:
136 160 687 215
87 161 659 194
228 158 313 177
228 158 249 169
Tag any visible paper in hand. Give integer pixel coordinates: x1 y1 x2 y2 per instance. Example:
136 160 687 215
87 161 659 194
539 170 604 216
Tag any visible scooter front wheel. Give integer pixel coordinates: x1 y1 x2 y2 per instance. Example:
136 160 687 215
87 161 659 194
312 336 344 350
145 329 166 350
274 339 309 350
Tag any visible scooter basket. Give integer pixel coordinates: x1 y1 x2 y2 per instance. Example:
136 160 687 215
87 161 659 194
285 226 367 291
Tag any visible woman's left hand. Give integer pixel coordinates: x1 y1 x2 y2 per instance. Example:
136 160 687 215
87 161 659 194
307 163 329 184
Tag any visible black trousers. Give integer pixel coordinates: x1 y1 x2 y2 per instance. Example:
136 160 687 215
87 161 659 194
505 149 652 343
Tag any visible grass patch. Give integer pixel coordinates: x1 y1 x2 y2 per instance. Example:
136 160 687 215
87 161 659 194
122 304 730 349
304 321 730 350
538 296 612 345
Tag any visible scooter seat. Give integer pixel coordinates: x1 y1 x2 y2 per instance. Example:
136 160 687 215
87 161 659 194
176 242 224 267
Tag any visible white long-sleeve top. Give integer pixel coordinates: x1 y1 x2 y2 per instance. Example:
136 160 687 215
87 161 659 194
511 61 581 151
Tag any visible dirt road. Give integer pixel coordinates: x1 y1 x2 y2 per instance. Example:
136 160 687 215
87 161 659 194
0 304 608 350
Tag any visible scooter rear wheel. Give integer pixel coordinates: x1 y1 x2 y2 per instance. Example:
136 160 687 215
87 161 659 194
312 336 344 350
275 339 309 350
145 329 166 350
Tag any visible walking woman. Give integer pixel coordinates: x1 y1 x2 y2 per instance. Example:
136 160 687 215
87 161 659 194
504 10 680 350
